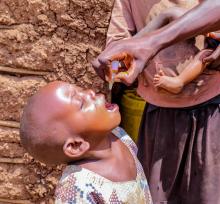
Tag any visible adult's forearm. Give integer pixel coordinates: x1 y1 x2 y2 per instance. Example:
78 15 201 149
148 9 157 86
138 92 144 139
147 0 220 50
135 7 187 38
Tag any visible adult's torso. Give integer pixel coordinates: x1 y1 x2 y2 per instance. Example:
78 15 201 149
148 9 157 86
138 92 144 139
109 0 220 108
129 0 198 32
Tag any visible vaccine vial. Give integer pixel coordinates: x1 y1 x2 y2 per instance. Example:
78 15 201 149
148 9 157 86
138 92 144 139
109 60 119 90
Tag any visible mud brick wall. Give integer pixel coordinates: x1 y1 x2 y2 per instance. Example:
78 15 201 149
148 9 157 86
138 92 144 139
0 0 113 203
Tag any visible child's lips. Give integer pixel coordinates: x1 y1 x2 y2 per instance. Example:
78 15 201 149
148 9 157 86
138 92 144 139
105 102 118 111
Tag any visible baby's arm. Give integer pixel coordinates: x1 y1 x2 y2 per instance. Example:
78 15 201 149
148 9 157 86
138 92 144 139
135 7 187 37
174 49 213 84
153 49 213 94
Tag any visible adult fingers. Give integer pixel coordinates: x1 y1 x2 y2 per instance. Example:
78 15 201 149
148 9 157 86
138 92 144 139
97 52 128 82
203 55 215 64
97 44 129 64
91 58 106 81
203 52 219 64
114 59 145 85
108 52 129 63
203 48 220 64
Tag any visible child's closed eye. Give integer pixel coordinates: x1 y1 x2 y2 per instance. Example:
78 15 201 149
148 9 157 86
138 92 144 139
80 100 84 109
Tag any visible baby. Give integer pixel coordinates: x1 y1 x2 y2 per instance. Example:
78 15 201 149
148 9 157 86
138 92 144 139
137 6 220 94
153 48 215 94
20 81 152 204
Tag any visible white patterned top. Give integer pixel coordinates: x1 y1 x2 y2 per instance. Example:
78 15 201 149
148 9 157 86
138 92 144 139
55 127 153 204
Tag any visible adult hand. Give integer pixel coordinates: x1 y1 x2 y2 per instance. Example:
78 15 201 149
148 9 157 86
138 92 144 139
92 36 161 85
203 45 220 68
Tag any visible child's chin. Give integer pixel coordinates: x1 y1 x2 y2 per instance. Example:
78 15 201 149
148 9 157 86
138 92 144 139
111 114 121 128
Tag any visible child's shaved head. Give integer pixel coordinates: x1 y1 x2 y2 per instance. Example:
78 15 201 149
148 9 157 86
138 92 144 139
20 82 72 164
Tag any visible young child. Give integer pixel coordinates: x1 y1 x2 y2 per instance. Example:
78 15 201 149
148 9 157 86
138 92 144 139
137 6 220 94
20 81 153 204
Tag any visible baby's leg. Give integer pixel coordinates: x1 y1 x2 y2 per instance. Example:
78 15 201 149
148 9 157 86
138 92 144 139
153 49 213 94
153 70 184 94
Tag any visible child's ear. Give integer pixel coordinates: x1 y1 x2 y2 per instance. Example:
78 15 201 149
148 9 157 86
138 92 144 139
63 137 90 159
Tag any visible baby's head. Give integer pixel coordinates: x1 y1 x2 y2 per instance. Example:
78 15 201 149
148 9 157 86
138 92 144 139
20 81 121 164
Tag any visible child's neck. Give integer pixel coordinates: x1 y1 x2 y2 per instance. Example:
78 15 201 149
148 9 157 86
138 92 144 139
74 131 137 182
84 131 115 161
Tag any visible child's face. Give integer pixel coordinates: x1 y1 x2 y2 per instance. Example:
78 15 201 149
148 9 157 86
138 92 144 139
45 82 121 136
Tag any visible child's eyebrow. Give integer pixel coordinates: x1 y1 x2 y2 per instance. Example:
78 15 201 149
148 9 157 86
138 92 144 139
79 100 84 110
70 90 76 101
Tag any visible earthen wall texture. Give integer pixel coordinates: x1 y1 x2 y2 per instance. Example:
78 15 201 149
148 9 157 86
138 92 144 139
0 0 113 203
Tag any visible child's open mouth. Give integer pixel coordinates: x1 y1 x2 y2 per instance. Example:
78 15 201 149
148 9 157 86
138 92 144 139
105 102 118 111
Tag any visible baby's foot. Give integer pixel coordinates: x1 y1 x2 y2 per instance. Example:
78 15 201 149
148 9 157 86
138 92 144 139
153 70 184 94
